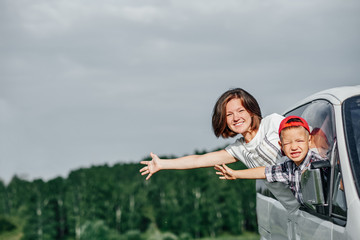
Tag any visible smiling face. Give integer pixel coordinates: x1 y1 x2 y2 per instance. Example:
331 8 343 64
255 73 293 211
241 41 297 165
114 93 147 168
225 98 254 140
212 88 262 139
279 126 311 165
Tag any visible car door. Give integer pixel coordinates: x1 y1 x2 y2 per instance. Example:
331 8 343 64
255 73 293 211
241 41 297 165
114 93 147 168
285 100 347 240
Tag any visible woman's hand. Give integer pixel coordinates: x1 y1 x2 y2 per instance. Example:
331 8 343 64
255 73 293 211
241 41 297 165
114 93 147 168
214 164 237 180
140 152 161 180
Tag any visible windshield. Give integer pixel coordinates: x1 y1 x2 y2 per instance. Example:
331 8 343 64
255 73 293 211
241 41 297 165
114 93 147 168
343 95 360 198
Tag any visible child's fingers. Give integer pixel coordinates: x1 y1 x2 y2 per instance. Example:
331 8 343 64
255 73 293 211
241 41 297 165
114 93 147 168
214 164 225 172
221 164 233 174
221 163 230 170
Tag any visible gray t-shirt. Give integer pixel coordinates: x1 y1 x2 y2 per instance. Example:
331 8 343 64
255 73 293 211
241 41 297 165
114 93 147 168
225 113 284 168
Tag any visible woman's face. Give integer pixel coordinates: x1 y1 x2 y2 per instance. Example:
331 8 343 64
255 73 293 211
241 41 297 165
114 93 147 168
225 98 253 135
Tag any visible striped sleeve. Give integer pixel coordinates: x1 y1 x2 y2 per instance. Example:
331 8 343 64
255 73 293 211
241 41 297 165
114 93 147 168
265 162 290 184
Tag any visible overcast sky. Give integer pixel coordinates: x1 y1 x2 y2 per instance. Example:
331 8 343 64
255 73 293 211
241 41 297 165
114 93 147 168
1 0 359 184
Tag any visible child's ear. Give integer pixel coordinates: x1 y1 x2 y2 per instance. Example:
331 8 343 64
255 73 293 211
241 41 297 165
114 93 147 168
278 140 285 156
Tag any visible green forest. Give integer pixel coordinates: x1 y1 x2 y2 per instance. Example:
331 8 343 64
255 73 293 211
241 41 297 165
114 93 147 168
0 150 259 240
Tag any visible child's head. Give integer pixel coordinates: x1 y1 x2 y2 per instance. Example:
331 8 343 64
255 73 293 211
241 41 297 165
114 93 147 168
278 116 311 165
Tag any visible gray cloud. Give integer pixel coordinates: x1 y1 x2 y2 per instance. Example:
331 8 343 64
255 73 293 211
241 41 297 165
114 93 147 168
1 0 359 183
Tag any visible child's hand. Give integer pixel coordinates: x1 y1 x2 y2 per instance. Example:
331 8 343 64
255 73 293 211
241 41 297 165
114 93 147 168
140 152 161 180
214 164 237 180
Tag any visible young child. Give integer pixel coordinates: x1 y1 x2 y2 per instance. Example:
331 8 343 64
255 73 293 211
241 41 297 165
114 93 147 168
214 115 327 204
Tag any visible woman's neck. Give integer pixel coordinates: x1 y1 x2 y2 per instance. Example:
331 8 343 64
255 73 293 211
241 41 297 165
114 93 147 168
243 129 258 143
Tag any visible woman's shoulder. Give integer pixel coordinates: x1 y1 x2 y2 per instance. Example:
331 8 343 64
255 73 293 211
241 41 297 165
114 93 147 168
261 113 284 128
263 113 284 121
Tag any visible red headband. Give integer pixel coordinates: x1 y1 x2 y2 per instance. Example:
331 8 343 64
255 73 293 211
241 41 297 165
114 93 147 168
278 116 310 136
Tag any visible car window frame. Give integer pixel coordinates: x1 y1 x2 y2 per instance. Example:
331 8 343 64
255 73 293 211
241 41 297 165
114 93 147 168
342 95 360 199
285 99 347 226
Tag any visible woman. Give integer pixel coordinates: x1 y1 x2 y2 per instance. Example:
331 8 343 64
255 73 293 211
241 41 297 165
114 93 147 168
140 88 299 212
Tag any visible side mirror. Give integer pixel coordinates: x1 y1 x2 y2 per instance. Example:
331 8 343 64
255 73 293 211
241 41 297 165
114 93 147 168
301 168 325 210
301 161 330 210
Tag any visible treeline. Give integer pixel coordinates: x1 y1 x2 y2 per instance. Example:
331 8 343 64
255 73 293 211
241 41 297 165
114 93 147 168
0 151 257 240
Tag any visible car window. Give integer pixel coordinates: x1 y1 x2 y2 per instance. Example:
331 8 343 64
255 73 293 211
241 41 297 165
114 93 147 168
285 100 347 224
331 149 347 222
343 95 360 198
286 100 334 159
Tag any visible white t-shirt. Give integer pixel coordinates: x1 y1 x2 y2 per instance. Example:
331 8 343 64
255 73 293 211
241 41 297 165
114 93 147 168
225 113 284 168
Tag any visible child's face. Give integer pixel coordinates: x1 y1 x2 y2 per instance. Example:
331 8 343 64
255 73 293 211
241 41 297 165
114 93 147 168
279 127 311 166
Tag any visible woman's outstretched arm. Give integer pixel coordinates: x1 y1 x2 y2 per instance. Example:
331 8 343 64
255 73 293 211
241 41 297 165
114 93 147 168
140 150 237 180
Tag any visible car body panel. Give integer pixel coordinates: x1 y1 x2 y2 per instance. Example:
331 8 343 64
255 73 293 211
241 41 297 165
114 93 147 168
257 85 360 240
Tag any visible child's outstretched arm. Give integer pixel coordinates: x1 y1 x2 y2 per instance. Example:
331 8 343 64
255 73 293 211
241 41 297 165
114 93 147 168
215 164 266 180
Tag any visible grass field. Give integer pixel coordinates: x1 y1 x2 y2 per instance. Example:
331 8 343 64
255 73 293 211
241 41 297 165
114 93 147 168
0 229 22 240
196 232 260 240
0 231 259 240
0 217 259 240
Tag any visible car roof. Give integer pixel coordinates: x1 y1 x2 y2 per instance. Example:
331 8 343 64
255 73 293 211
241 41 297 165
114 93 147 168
284 85 360 113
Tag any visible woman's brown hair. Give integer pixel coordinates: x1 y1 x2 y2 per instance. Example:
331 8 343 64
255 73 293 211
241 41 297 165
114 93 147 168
212 88 262 138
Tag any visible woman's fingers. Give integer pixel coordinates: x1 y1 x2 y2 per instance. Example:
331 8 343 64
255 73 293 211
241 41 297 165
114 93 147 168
140 153 158 180
139 165 148 173
150 152 158 159
140 169 149 175
140 165 152 180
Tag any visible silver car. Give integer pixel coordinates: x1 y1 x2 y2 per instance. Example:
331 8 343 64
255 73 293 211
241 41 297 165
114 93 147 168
256 85 360 240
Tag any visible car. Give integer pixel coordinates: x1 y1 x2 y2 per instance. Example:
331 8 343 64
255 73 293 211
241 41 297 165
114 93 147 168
256 85 360 240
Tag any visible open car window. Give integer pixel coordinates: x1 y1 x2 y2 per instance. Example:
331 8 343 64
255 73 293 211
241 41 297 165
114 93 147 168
285 100 347 223
285 100 334 160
